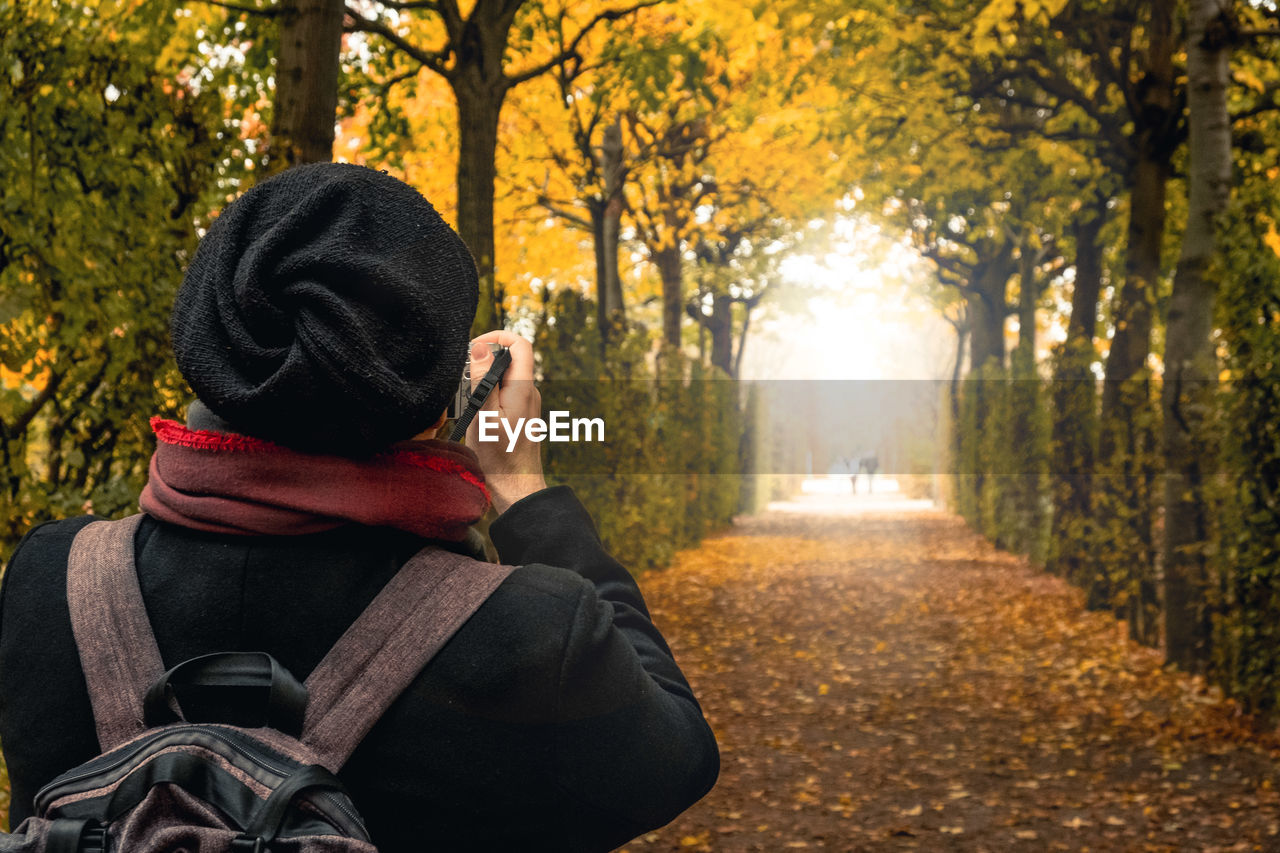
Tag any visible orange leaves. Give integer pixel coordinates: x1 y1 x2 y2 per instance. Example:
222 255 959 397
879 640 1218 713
624 504 1280 851
1263 217 1280 259
0 362 52 393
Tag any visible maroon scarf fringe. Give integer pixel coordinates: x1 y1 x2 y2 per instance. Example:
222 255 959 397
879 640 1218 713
139 418 490 540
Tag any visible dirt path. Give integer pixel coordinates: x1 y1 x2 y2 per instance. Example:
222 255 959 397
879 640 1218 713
623 494 1280 852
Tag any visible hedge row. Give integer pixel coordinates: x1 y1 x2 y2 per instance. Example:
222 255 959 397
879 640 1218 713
952 185 1280 717
535 292 745 574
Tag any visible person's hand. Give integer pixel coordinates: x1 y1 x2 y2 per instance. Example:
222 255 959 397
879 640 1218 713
467 331 547 514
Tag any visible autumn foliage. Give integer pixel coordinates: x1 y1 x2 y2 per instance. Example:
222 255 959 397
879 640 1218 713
634 504 1280 851
6 0 1280 843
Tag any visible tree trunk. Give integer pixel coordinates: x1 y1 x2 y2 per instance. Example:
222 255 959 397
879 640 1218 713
733 300 753 380
948 314 969 512
1066 202 1107 350
708 294 733 374
1090 0 1175 642
454 83 505 335
950 316 969 426
267 0 344 173
1014 241 1039 380
965 291 1004 374
967 245 1016 373
589 197 608 349
1048 198 1106 579
656 246 683 348
1100 155 1168 424
1162 0 1233 673
1100 0 1176 427
1002 237 1047 556
600 118 626 329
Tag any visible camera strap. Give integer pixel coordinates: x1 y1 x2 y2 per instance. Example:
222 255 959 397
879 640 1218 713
448 348 513 442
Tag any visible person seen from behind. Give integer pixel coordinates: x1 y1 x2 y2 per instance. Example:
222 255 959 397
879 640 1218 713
0 163 720 851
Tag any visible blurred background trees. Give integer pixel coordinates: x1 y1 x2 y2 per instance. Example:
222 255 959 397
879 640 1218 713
6 0 1280 718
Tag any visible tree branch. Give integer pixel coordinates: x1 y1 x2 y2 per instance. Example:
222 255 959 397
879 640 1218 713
379 66 422 88
193 0 280 16
505 0 664 88
536 196 593 231
7 371 64 438
345 7 452 77
375 0 441 10
1231 100 1280 122
1229 78 1280 122
433 0 464 43
928 252 975 285
1021 59 1112 138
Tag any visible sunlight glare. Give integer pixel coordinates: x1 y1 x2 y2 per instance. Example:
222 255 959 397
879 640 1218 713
743 217 953 382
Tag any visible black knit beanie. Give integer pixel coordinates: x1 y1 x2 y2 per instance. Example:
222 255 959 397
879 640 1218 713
171 163 478 456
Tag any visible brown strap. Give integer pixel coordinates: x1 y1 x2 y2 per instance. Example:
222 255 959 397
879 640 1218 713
302 548 513 771
65 514 164 751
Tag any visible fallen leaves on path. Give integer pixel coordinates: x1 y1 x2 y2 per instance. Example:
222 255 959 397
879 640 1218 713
622 507 1280 852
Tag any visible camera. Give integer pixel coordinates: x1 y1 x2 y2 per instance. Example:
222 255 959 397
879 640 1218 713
448 343 509 420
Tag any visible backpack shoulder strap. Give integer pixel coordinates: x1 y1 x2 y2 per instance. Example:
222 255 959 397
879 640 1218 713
65 514 164 751
301 548 514 772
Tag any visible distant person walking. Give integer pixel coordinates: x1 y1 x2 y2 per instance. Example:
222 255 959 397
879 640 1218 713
860 452 879 494
843 456 859 494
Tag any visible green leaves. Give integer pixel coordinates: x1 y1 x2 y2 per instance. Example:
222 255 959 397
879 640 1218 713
0 0 237 555
537 290 743 572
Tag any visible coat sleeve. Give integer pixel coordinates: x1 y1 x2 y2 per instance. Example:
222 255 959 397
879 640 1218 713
488 486 719 844
0 517 102 828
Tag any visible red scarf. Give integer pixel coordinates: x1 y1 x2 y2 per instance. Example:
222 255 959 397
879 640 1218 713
139 418 490 540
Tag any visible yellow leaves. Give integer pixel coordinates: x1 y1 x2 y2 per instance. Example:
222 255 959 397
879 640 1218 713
969 0 1070 55
0 362 52 392
0 365 25 390
1263 217 1280 259
842 8 874 27
1237 69 1267 94
632 507 1280 850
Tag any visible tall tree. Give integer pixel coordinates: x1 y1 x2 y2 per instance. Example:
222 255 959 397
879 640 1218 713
266 0 346 171
1047 190 1110 581
1162 0 1235 672
345 0 659 334
626 109 712 347
962 0 1184 640
1097 0 1180 422
509 61 630 350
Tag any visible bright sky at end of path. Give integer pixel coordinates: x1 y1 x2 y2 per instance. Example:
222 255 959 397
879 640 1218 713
741 216 954 382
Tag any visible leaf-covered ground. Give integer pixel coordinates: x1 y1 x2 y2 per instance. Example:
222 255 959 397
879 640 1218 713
622 494 1280 852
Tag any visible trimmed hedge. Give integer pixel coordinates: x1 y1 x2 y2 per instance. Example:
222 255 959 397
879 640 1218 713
536 291 744 573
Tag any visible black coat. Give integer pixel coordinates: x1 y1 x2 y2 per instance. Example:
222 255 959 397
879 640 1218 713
0 486 718 851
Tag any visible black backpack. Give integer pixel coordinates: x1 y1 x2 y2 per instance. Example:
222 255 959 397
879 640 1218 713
3 514 513 852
